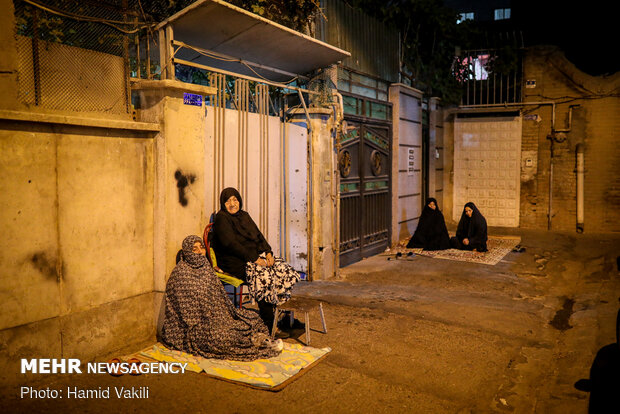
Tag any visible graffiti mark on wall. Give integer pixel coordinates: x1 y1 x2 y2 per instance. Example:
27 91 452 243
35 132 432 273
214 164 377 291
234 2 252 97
31 252 57 281
174 170 196 207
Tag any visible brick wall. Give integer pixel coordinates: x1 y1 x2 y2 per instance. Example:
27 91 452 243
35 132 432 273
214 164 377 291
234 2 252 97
520 46 620 232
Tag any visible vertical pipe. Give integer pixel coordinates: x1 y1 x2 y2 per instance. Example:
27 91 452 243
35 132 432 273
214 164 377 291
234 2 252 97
164 25 174 80
122 0 130 112
32 9 41 106
500 73 503 103
146 31 151 79
547 139 554 230
135 33 140 79
493 71 496 105
281 102 287 260
576 144 584 233
236 79 241 195
158 28 166 80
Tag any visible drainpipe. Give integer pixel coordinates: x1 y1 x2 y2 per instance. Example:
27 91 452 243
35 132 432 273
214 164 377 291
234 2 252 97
576 143 585 233
546 133 560 230
459 102 580 230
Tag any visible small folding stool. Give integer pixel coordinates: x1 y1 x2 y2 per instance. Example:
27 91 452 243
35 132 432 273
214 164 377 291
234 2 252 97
272 297 327 345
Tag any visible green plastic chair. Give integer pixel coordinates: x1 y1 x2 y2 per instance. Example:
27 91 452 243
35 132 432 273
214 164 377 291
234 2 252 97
203 223 249 308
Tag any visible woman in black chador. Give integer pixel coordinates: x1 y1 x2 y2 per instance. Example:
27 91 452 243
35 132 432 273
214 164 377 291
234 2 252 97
450 202 488 252
406 198 450 250
213 187 300 332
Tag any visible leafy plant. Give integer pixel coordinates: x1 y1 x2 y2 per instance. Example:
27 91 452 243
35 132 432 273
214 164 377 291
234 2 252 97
345 0 480 104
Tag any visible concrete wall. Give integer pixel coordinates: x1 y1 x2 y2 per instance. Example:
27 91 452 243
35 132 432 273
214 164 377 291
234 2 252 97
429 98 445 209
308 110 338 280
0 1 159 386
520 47 620 232
389 84 423 244
0 119 156 385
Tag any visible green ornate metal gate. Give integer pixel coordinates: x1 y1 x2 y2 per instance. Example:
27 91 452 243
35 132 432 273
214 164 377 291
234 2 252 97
339 119 391 267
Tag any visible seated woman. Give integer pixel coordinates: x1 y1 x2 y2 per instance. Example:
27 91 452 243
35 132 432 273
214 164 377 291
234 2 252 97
406 198 450 250
450 202 488 252
213 187 300 331
161 235 282 361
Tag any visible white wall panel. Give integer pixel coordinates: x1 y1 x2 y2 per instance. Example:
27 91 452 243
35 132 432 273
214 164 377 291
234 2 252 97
399 120 422 146
399 94 421 123
204 108 308 271
453 117 522 227
285 123 308 272
399 171 422 197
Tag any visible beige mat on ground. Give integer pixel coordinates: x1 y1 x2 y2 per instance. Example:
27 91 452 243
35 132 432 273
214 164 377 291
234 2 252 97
382 235 521 266
134 342 331 391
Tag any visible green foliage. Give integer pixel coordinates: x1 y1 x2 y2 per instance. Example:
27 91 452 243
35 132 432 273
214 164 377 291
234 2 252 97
161 0 322 34
346 0 480 104
486 44 520 76
229 0 322 34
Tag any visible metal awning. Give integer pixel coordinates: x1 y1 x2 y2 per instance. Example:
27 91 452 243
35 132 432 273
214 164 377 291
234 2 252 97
155 0 350 83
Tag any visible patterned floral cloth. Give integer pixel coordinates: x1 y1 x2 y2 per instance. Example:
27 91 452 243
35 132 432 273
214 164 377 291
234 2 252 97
161 235 280 361
246 257 300 305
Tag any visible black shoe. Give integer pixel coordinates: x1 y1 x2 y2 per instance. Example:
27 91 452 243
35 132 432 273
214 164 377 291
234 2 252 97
290 318 305 330
273 329 290 339
279 317 305 330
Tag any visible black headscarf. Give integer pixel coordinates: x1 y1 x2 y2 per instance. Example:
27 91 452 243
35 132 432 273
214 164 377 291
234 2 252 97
219 187 262 242
213 187 272 278
456 202 488 251
407 198 450 250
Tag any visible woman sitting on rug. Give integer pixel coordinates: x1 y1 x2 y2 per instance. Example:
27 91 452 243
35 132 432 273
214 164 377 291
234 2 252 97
213 187 300 332
161 235 283 361
450 202 488 252
406 198 450 250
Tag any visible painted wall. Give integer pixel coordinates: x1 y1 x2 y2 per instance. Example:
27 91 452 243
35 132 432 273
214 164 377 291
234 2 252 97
0 1 157 386
0 121 156 385
429 98 445 209
452 116 522 227
389 84 424 244
203 107 309 271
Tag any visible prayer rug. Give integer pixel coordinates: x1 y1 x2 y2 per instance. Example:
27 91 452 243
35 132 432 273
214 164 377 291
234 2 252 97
382 235 521 266
138 342 331 391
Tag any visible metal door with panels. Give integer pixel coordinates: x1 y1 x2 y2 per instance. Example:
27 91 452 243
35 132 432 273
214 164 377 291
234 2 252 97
453 115 522 227
339 122 391 266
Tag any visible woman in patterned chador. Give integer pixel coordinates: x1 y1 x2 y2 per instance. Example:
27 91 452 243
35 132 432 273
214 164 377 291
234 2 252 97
213 187 300 332
161 235 282 361
450 202 488 252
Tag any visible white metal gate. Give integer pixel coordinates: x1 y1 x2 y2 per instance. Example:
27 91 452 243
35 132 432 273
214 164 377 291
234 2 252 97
205 76 308 272
453 116 522 227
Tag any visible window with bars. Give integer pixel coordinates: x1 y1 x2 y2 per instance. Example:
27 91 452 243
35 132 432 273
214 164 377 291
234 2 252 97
494 8 511 20
457 12 474 23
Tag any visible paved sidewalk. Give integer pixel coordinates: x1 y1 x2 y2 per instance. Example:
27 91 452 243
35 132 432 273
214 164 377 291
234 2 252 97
2 229 619 413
